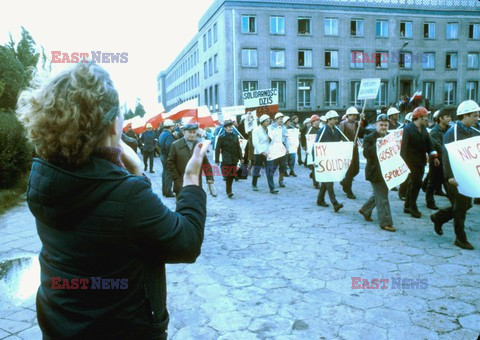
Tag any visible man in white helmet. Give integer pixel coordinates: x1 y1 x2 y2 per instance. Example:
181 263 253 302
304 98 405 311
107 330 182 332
268 112 289 188
252 114 278 194
387 107 401 130
431 100 480 250
338 106 368 199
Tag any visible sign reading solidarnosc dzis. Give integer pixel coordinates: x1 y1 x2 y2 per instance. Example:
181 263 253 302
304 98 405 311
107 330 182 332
313 142 354 182
445 136 480 197
377 129 410 189
243 88 279 117
357 78 381 100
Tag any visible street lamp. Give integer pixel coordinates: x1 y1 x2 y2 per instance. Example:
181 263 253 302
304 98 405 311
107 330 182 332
398 41 409 121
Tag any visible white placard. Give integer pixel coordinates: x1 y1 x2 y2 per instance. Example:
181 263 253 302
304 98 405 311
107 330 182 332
377 130 410 189
287 129 299 153
313 142 355 182
444 136 480 198
358 78 381 100
267 143 287 161
244 111 258 133
243 88 278 108
222 105 245 121
306 134 316 165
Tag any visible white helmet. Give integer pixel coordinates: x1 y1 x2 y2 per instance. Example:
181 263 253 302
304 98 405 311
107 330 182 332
457 100 480 116
259 114 270 123
282 116 290 124
433 110 440 119
346 107 359 115
325 110 339 120
320 115 327 122
163 119 174 127
405 112 413 122
303 118 311 124
387 107 400 116
274 112 284 119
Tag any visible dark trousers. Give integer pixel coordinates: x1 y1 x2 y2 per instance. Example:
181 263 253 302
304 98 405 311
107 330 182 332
252 154 276 190
160 155 173 195
143 150 155 171
287 153 296 172
309 165 319 187
432 183 472 242
405 166 425 211
425 162 446 204
297 145 303 164
399 174 410 197
275 155 287 174
342 146 360 191
221 163 236 194
317 182 338 204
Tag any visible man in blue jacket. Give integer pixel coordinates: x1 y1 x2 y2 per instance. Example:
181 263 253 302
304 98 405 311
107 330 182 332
158 119 176 197
430 100 480 249
140 123 157 173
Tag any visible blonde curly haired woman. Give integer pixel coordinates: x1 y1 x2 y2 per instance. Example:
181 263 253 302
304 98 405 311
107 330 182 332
17 62 209 339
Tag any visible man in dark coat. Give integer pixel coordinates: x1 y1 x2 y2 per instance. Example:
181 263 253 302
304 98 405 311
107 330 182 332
359 114 396 232
431 100 480 249
140 123 157 173
158 119 176 197
400 107 439 218
215 120 242 198
168 123 214 196
125 126 139 153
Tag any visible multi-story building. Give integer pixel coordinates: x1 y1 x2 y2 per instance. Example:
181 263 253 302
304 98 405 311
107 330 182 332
158 0 480 116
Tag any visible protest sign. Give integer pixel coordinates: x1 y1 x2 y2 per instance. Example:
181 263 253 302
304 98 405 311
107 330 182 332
444 136 480 197
267 143 287 161
377 131 410 189
239 138 248 157
313 142 354 182
287 128 300 153
244 111 258 133
306 134 316 165
221 105 245 122
358 78 381 100
243 88 279 118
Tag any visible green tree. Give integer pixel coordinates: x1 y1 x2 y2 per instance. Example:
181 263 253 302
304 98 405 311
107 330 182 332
134 99 146 118
124 108 135 120
16 27 40 70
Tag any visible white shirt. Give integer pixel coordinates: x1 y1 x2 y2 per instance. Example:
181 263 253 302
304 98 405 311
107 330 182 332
252 125 270 155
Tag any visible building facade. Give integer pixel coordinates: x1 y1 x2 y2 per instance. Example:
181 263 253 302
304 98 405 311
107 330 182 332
158 0 480 115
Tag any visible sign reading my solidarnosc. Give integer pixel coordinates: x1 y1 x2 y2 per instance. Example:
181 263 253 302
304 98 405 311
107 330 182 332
377 129 410 189
445 136 480 197
313 142 354 182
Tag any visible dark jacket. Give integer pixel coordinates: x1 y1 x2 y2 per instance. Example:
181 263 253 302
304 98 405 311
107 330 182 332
429 123 448 160
28 156 206 338
400 122 435 169
158 130 175 158
443 122 480 180
167 138 213 193
315 125 349 143
215 132 242 165
388 120 401 130
140 130 157 152
363 131 384 183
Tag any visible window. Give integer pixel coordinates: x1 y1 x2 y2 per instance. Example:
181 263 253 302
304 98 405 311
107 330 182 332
423 81 435 103
444 82 456 105
204 88 208 106
424 22 435 39
208 58 213 76
422 53 435 69
242 48 257 67
376 20 388 37
468 53 479 69
214 54 218 73
469 23 480 39
298 49 312 67
324 18 338 36
213 23 218 43
242 15 256 33
375 51 388 68
203 62 207 79
298 79 312 108
446 53 457 70
270 49 285 68
325 81 338 106
375 81 388 106
350 50 364 69
270 16 285 34
351 19 364 36
271 81 286 107
209 86 213 111
400 21 412 38
325 50 338 68
350 81 363 106
214 84 219 110
400 52 412 69
467 81 478 102
243 81 258 92
298 17 311 35
203 34 207 51
208 29 212 48
446 23 458 39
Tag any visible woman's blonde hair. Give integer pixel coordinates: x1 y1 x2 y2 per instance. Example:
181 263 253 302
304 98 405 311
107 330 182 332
17 62 119 167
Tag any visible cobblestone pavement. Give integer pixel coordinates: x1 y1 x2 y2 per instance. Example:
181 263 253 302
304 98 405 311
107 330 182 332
1 150 479 339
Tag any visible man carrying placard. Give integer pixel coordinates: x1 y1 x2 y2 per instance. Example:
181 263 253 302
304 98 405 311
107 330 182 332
315 110 348 212
268 112 289 188
284 116 299 177
252 114 278 194
359 114 396 232
430 100 480 250
307 115 321 188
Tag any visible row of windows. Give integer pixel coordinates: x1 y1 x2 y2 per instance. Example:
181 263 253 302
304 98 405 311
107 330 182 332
203 22 218 52
204 84 220 112
242 15 480 40
242 80 479 109
166 72 200 102
167 50 199 85
203 54 219 79
241 48 480 70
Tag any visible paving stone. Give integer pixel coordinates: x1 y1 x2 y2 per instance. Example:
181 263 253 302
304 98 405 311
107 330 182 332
412 312 460 333
387 325 439 339
428 298 476 317
458 313 480 331
438 328 480 340
338 323 387 339
15 325 42 339
3 309 36 323
208 311 251 333
247 315 293 337
343 293 384 309
171 326 218 340
433 263 470 276
217 331 259 340
0 319 31 334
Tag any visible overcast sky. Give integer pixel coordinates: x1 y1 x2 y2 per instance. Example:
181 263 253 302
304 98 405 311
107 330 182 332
0 0 214 113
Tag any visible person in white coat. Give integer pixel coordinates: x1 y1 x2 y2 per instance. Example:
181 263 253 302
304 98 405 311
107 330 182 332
252 114 278 194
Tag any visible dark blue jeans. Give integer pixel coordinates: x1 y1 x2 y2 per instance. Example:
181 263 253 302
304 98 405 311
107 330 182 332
160 155 173 195
287 153 296 173
252 154 276 190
